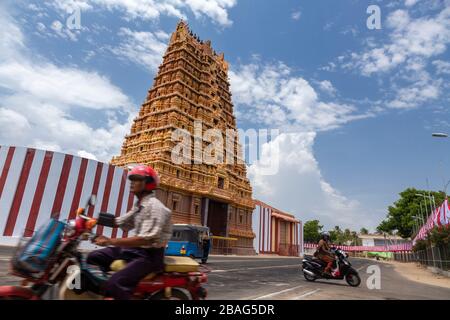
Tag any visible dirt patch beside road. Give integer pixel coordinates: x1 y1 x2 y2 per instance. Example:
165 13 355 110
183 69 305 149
381 259 450 289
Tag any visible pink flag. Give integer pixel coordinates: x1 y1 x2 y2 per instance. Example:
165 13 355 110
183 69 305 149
445 198 450 225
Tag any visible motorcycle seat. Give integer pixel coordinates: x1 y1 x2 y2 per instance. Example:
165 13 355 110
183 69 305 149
109 256 199 277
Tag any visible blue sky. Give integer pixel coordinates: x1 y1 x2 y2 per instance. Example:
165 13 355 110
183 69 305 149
0 0 449 231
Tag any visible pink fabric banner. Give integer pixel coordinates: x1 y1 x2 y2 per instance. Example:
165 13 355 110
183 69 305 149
303 242 412 252
413 198 449 244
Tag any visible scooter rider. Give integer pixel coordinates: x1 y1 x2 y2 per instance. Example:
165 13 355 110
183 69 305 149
316 232 335 276
87 164 172 300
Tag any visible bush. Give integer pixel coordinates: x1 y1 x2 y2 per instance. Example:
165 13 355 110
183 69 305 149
412 239 428 252
429 226 450 247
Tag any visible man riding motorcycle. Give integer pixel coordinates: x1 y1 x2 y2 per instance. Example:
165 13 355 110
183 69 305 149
315 232 335 276
87 165 172 300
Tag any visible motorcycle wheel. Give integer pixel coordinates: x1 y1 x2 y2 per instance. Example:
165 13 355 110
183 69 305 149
303 271 316 282
345 272 361 287
149 288 191 300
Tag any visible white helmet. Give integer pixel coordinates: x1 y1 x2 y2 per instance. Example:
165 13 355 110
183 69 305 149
321 232 330 241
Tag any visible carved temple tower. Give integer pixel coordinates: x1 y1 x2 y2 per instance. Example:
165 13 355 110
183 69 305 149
111 21 255 255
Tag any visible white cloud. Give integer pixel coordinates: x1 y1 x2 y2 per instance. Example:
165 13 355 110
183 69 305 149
291 10 301 21
319 61 337 72
339 5 450 110
77 150 98 160
47 0 237 26
229 60 368 132
34 18 82 42
0 108 31 140
51 0 93 12
387 71 442 108
51 20 64 33
0 7 135 162
110 28 169 71
433 59 450 74
36 22 47 33
317 80 337 96
340 25 358 37
405 0 419 7
0 61 130 111
229 59 376 229
346 7 450 76
0 11 24 60
182 0 237 26
248 133 377 230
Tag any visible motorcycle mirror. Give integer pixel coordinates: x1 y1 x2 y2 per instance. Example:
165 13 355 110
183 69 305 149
88 195 97 206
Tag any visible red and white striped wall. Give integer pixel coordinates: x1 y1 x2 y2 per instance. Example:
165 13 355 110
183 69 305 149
252 200 303 256
0 145 135 244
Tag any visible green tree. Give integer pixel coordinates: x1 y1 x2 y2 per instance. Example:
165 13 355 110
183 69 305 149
303 220 323 243
329 226 362 245
360 228 369 235
377 188 446 238
329 225 342 243
343 228 351 243
351 231 360 245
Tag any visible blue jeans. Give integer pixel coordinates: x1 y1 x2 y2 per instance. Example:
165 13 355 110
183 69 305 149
86 246 164 299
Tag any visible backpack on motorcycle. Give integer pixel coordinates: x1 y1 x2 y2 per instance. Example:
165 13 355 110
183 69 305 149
12 219 65 275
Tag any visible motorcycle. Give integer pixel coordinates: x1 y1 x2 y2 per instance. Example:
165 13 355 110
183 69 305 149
301 247 361 287
0 195 208 300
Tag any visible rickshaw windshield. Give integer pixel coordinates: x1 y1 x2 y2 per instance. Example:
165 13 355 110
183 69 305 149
170 228 198 242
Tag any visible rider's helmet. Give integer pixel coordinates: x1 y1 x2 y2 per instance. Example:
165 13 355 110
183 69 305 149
128 164 160 192
320 231 330 242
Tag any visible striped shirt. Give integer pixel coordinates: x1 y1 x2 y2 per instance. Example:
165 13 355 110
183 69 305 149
115 193 172 248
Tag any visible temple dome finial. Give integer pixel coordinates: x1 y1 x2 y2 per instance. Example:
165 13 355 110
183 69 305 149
177 19 188 29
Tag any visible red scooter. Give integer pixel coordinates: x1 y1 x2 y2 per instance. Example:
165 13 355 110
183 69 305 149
0 195 208 300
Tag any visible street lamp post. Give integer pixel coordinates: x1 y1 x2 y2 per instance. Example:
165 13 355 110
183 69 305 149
416 193 435 219
416 192 437 267
411 216 419 237
432 132 449 196
431 133 448 138
418 202 425 225
444 179 450 197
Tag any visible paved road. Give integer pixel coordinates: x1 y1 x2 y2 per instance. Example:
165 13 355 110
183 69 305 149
203 255 450 300
1 247 449 300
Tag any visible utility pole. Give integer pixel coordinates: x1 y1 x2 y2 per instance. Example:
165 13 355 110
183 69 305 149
432 133 449 196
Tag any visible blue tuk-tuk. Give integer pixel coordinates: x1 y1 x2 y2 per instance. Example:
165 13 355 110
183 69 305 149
166 224 212 263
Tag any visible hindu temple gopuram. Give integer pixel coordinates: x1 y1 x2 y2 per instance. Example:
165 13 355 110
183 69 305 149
111 21 255 255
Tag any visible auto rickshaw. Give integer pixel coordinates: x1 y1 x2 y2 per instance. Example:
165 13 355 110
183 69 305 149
166 224 212 263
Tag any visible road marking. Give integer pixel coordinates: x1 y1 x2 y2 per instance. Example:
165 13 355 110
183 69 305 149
293 289 321 300
209 259 285 263
250 285 305 300
211 264 299 273
249 280 290 286
207 282 225 287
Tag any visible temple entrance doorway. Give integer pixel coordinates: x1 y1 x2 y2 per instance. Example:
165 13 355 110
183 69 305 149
202 198 228 237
